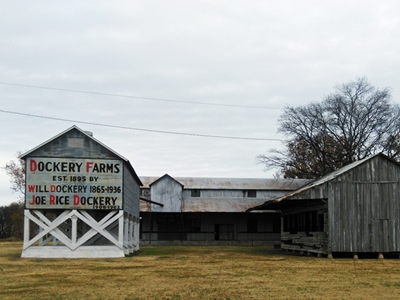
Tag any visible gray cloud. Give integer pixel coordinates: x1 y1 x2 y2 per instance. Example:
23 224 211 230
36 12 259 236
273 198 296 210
1 1 400 205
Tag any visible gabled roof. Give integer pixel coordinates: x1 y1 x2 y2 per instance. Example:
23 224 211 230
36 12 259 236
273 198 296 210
247 153 398 211
149 173 184 187
20 125 127 160
20 125 142 186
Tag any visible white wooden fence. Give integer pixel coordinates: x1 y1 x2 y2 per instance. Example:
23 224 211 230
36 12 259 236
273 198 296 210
21 209 139 258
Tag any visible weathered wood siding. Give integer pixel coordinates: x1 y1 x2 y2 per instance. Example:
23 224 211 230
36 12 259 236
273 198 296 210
328 181 400 252
26 128 141 217
27 128 119 158
123 164 140 217
277 155 400 254
327 155 400 253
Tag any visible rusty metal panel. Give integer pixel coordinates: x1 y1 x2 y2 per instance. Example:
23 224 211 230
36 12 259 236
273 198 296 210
140 200 151 212
183 198 269 212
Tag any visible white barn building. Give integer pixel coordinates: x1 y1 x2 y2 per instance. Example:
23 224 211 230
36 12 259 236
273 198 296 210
20 126 142 258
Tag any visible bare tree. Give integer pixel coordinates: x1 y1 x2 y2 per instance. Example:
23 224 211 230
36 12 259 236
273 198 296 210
2 152 25 201
258 78 400 178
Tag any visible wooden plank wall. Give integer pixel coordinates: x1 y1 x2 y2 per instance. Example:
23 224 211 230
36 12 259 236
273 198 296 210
328 156 400 253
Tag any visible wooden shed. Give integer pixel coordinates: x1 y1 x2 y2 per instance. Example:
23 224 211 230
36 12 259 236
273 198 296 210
248 153 400 258
20 126 142 258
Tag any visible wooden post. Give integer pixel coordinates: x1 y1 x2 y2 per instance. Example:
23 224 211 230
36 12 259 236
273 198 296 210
119 211 124 248
71 214 78 248
23 210 30 247
124 214 129 255
134 220 140 251
129 219 133 253
130 216 136 252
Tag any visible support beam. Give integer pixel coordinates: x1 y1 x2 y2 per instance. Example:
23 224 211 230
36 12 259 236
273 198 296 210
21 209 129 258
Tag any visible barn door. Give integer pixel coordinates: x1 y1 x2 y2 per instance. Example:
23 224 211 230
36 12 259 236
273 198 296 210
369 219 389 252
369 183 390 253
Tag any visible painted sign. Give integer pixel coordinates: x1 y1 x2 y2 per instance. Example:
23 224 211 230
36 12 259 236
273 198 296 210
25 157 123 210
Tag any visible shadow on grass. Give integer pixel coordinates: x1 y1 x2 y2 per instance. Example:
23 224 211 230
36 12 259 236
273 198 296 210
137 245 286 258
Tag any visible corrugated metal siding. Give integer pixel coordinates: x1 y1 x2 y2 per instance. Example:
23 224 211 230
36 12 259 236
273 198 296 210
150 176 183 212
140 189 290 213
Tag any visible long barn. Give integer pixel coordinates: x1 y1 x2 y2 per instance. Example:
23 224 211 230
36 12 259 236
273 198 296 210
139 174 309 245
249 153 400 258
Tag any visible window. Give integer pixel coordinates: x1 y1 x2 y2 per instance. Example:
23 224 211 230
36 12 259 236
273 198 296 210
247 219 258 233
191 189 201 197
244 190 257 198
141 189 150 197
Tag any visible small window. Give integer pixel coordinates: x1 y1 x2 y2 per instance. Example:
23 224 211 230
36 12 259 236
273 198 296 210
141 189 150 197
191 189 201 197
246 190 257 198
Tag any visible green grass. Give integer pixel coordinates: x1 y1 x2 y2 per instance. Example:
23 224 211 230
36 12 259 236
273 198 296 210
2 242 400 299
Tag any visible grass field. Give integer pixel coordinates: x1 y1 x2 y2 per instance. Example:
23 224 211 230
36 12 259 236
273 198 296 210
2 242 400 299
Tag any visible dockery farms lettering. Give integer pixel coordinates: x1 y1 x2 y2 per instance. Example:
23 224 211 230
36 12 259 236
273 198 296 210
25 158 123 210
29 160 121 173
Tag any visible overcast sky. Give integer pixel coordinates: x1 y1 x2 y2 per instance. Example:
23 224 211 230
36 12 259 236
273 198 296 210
1 1 399 206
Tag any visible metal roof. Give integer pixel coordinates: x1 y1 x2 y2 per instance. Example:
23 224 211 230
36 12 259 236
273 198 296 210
140 176 311 191
20 125 128 161
183 198 270 213
140 198 270 213
247 153 388 211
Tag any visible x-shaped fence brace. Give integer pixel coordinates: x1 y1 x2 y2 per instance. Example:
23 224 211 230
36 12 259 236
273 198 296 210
23 209 124 250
